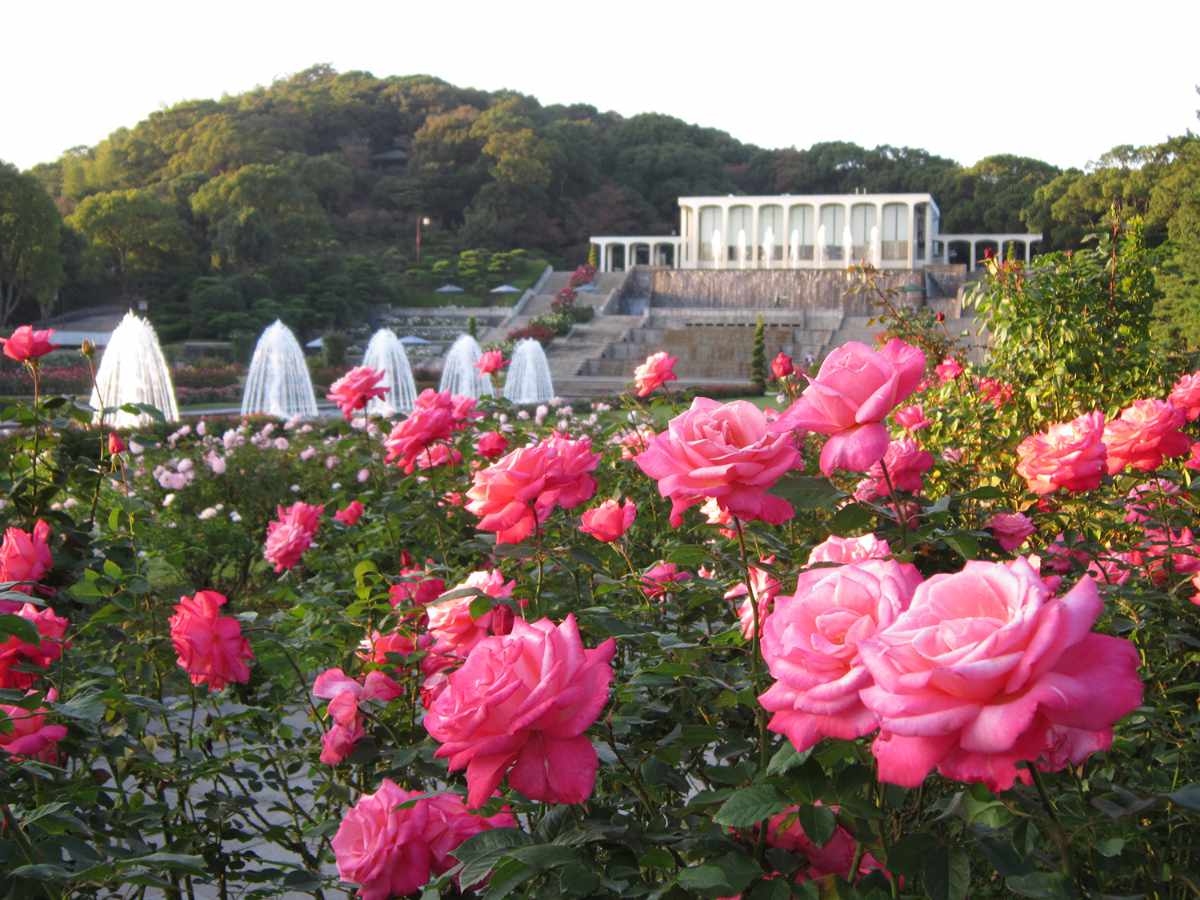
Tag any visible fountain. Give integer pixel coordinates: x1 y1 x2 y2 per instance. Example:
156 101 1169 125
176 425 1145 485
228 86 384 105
240 320 318 419
870 224 882 267
815 224 827 267
362 328 417 415
843 224 855 267
503 339 554 405
90 312 179 427
737 229 748 270
762 226 775 271
438 334 494 399
789 228 800 268
711 229 722 268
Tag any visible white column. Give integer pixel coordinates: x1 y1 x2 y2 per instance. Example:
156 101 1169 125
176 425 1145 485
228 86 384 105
687 205 700 269
924 205 933 266
721 204 731 269
969 240 976 272
751 202 761 269
905 204 915 268
597 243 605 273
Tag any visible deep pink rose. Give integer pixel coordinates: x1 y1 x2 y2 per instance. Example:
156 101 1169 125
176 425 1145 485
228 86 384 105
935 356 964 382
1102 399 1190 475
475 430 509 459
0 603 69 690
1169 371 1200 420
327 367 389 420
855 438 933 500
358 630 418 666
765 805 888 884
108 432 126 456
466 434 599 544
772 339 925 476
807 534 892 566
390 565 445 610
384 390 479 473
633 351 678 398
579 498 637 542
1123 479 1180 523
334 500 364 526
332 780 515 900
1 326 56 362
636 398 800 526
771 352 794 380
0 690 67 763
1015 411 1107 495
641 561 692 600
987 512 1036 552
0 519 52 608
314 668 403 765
475 350 507 375
724 556 781 639
978 377 1014 409
424 614 616 808
893 404 929 432
426 569 517 659
168 590 253 692
1129 526 1200 585
759 559 921 753
263 501 322 572
859 558 1143 791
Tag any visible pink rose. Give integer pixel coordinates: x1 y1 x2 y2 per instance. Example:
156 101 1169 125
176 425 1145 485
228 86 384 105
614 425 656 460
327 367 389 420
1102 399 1190 474
771 352 794 380
807 534 891 566
855 438 933 500
633 351 678 398
358 630 418 666
108 432 126 456
1123 479 1179 523
772 339 925 476
466 434 599 544
1169 371 1200 420
641 561 692 600
424 614 616 807
759 559 921 753
1 325 56 362
263 501 322 572
332 780 515 900
893 404 929 432
636 398 800 526
0 690 67 763
858 558 1143 791
935 356 964 382
765 806 888 884
334 500 364 526
579 498 637 542
987 512 1036 551
724 556 781 639
426 569 517 659
1129 526 1200 585
0 603 69 689
390 566 446 609
475 430 509 459
0 519 52 608
978 377 1014 409
475 350 507 375
168 590 253 692
1015 411 1107 495
313 668 403 765
384 390 480 473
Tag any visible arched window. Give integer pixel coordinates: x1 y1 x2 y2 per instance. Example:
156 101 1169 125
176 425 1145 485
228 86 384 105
699 206 721 263
728 206 753 264
758 206 783 263
850 204 877 261
788 205 814 262
881 203 909 261
820 205 845 261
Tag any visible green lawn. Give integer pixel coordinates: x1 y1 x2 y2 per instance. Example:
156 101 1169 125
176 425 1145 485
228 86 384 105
400 257 550 308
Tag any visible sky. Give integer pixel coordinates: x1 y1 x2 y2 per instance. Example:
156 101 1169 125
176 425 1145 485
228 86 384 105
5 0 1197 173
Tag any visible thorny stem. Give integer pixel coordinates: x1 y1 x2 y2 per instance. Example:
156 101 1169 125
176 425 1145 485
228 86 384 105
733 516 770 865
878 459 909 551
1028 764 1077 884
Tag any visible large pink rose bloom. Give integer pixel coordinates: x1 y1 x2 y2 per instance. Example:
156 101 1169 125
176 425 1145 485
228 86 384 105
475 349 507 375
579 498 637 542
807 534 891 565
772 339 925 476
0 519 52 606
759 559 922 753
466 434 599 544
1169 371 1200 420
858 558 1143 791
1015 411 1107 495
327 366 389 420
1 325 56 362
424 614 616 808
332 780 514 900
168 590 254 692
635 398 800 527
633 351 678 398
1102 399 1190 475
263 501 322 572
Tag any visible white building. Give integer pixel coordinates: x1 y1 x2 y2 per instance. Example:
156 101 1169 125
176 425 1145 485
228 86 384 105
591 192 1041 274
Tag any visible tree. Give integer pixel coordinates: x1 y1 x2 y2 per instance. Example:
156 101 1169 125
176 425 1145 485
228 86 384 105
750 316 766 395
0 162 65 326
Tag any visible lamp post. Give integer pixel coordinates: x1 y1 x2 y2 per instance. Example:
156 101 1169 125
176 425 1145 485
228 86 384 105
416 215 432 264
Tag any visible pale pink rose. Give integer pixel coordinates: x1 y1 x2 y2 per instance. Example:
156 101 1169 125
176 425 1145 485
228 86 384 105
1169 371 1200 420
415 443 461 470
614 425 656 460
263 501 322 572
807 534 891 566
475 430 509 459
641 561 692 600
772 339 925 476
0 604 69 689
935 356 964 382
579 498 637 542
327 367 389 420
633 351 678 398
333 500 364 526
466 434 599 544
168 591 253 693
724 556 781 639
0 519 52 607
1016 411 1108 495
759 559 921 753
858 558 1143 791
0 690 67 763
1103 399 1190 475
855 438 933 500
700 496 736 538
636 398 800 526
941 447 963 464
1123 479 1180 523
475 350 507 375
987 512 1036 551
424 614 616 807
332 780 514 900
893 404 930 432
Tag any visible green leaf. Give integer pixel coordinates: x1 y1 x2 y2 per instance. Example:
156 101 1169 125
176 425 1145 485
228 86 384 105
469 596 494 619
943 532 980 560
53 691 106 723
1095 837 1125 858
482 857 534 899
1167 784 1200 810
769 475 844 510
765 742 811 777
794 804 837 847
924 846 970 900
829 502 874 534
0 613 40 645
888 832 938 878
713 785 790 827
677 852 762 897
1005 871 1073 899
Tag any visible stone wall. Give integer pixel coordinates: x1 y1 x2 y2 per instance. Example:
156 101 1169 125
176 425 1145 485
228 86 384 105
648 269 925 314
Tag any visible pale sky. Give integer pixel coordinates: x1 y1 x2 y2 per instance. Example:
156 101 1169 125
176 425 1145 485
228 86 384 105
5 0 1197 173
